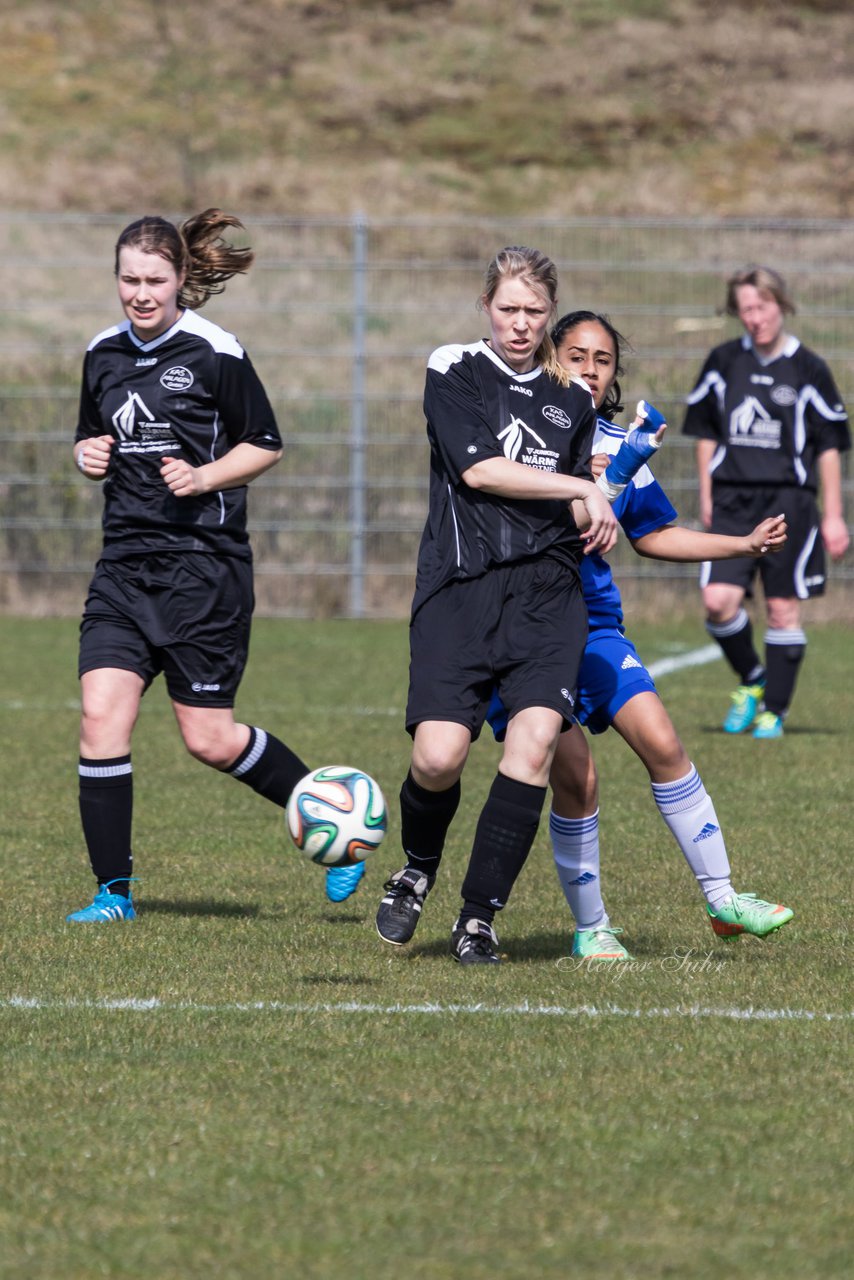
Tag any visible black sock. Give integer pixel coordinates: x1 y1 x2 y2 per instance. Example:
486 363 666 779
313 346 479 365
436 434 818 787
706 608 764 685
458 773 547 927
228 727 309 808
763 629 806 717
79 756 133 895
400 770 461 879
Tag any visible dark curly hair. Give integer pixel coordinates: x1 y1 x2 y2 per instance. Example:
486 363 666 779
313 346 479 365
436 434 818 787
551 309 630 420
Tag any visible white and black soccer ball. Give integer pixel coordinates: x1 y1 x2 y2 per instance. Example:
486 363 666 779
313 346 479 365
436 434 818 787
286 765 387 867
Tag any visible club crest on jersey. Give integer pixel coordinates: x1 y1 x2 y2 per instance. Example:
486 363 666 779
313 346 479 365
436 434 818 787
160 365 194 391
770 384 797 407
542 405 572 429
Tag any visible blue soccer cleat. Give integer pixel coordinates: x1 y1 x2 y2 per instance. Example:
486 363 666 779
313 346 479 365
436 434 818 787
723 683 764 734
325 860 366 903
66 881 136 923
752 710 784 740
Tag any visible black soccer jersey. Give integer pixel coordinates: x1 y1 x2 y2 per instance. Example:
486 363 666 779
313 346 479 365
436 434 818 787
412 340 596 613
682 334 850 491
75 310 281 560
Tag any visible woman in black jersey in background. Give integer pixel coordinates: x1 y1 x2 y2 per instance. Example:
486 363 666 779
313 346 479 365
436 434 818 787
67 210 314 922
375 245 617 965
683 265 850 739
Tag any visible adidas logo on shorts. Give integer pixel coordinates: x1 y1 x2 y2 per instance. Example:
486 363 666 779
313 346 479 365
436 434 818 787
621 654 642 670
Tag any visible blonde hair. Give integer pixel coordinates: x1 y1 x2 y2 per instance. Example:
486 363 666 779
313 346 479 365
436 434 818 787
725 264 796 318
479 246 569 386
114 208 254 309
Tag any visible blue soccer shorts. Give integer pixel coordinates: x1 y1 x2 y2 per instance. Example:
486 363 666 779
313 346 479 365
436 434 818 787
486 625 656 740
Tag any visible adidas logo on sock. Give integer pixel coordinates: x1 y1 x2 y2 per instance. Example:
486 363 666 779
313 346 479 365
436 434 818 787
569 872 597 885
621 654 642 670
693 822 719 843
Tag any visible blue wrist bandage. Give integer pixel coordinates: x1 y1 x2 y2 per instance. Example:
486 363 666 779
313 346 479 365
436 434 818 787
604 401 665 485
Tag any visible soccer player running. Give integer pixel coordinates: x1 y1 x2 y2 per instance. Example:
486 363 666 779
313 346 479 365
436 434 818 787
495 311 794 961
375 247 617 966
682 265 850 739
67 210 319 922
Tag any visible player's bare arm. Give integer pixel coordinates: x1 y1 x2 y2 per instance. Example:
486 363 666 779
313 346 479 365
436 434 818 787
631 514 788 562
74 435 115 479
463 456 617 554
695 438 717 529
817 447 850 560
160 441 283 498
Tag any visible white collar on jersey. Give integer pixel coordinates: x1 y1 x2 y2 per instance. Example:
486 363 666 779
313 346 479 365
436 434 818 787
479 340 543 381
741 332 800 366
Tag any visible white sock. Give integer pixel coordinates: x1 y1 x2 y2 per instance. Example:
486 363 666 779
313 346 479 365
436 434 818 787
550 809 608 931
650 766 734 909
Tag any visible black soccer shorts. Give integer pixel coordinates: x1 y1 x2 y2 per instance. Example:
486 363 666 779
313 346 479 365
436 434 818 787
79 552 254 707
701 484 826 600
406 556 588 739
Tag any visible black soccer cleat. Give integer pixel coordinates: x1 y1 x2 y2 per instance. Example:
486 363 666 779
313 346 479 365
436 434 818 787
375 867 435 945
450 918 501 966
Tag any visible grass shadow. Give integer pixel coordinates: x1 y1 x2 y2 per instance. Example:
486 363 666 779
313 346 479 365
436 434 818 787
140 897 262 919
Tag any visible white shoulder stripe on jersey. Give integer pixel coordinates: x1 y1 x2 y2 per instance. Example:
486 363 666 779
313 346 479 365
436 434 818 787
687 368 725 408
87 321 127 352
88 312 245 358
427 342 476 374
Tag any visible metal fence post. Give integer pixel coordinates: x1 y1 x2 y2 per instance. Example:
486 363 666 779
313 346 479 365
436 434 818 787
349 211 368 618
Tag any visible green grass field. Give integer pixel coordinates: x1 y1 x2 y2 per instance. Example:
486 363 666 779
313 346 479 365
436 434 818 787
1 615 851 1279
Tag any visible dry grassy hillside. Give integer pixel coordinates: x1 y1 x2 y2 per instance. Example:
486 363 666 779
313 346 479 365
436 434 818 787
1 0 852 218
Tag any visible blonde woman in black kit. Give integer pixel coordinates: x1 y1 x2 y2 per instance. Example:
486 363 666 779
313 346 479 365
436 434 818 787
374 245 617 965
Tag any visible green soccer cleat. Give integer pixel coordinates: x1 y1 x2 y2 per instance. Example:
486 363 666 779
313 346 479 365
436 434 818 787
66 882 136 923
723 683 764 734
571 925 632 962
707 893 793 939
752 710 784 740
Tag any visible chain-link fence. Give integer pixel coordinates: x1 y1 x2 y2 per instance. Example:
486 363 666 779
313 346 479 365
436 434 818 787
1 213 852 618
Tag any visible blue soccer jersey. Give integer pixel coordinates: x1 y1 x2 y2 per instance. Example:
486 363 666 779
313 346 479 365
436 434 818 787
582 416 678 630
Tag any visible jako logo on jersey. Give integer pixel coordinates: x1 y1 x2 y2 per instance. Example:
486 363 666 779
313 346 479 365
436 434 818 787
771 384 797 407
692 823 719 843
750 373 773 386
560 687 575 706
621 653 642 670
135 357 157 367
191 682 221 692
542 405 572 429
509 383 533 397
498 416 546 460
161 365 194 391
112 391 155 440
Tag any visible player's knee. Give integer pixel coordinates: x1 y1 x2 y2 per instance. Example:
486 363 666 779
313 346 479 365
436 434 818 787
180 726 236 770
412 748 466 790
550 768 596 816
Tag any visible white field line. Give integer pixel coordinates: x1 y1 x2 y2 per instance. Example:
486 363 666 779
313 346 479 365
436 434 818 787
646 643 721 679
2 996 850 1021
